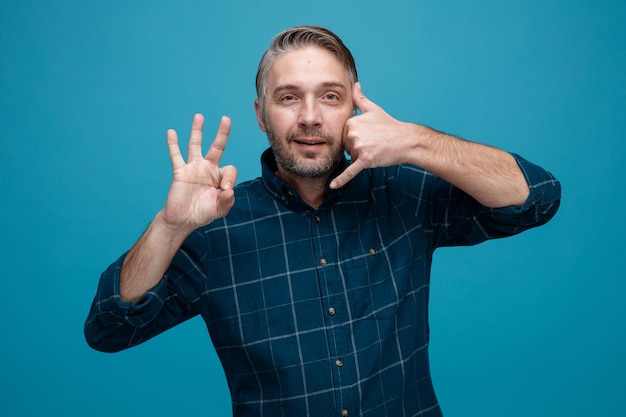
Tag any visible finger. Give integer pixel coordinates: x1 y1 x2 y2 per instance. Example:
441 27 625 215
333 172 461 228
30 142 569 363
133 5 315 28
219 164 238 191
215 188 236 218
167 128 185 170
329 159 366 189
205 115 231 165
352 82 378 114
187 113 205 161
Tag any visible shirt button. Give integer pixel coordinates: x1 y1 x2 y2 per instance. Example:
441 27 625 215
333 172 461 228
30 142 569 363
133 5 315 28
342 409 349 417
320 258 327 266
369 248 377 255
327 307 336 316
335 358 344 367
315 215 321 223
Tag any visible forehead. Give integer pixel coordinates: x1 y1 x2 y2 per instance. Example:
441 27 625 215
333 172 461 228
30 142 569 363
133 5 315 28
266 46 351 90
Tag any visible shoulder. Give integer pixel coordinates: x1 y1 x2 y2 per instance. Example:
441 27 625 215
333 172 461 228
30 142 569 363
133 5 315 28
337 164 437 209
349 164 434 190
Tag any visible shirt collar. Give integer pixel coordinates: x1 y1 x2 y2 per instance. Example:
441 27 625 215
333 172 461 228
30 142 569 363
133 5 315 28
260 148 349 211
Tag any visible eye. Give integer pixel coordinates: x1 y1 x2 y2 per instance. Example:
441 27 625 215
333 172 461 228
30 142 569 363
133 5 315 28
324 93 339 101
280 94 297 102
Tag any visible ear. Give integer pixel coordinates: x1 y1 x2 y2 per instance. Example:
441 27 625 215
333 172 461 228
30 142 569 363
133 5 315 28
254 99 267 132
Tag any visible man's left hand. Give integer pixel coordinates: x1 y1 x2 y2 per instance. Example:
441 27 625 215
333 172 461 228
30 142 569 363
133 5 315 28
330 82 418 189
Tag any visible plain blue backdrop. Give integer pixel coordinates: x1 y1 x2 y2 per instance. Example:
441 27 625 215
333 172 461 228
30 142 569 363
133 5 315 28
1 0 625 416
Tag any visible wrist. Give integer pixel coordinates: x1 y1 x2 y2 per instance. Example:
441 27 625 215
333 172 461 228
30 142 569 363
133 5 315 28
402 123 444 168
151 211 196 246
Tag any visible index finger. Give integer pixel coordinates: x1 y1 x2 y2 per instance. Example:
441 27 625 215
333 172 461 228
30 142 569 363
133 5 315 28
205 115 232 165
329 159 365 189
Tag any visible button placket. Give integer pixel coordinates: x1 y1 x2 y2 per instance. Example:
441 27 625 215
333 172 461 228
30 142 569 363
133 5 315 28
310 208 354 414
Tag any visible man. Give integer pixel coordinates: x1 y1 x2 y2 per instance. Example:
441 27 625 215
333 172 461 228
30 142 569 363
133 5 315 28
85 26 561 416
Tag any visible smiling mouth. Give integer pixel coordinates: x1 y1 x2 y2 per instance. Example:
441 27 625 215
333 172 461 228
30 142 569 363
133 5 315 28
293 138 326 146
288 129 331 147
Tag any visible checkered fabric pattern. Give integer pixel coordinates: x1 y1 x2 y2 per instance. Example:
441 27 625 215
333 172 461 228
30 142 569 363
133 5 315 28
85 149 560 416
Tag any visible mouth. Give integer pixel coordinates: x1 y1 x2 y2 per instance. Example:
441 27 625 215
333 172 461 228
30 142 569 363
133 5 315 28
293 138 327 146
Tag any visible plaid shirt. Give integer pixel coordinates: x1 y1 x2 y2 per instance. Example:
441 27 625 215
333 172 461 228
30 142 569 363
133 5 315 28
85 149 560 416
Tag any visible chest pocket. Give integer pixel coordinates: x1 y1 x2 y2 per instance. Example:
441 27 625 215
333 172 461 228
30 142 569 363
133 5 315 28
340 246 402 320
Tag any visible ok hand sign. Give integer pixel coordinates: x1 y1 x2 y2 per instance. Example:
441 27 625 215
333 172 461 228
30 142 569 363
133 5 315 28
162 114 238 234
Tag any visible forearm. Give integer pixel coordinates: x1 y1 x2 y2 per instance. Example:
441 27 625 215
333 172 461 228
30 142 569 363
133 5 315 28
85 214 206 352
404 124 530 208
120 211 192 303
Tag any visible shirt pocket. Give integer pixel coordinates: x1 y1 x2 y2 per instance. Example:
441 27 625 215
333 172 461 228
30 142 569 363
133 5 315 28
340 246 400 320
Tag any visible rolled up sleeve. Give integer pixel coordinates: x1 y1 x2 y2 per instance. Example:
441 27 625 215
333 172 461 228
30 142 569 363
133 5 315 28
485 153 561 229
83 254 170 352
432 153 561 247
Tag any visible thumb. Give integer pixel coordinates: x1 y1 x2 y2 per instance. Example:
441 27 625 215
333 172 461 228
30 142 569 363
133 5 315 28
352 82 377 113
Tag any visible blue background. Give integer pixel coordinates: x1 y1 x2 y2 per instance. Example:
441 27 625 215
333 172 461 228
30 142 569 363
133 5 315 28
1 0 624 416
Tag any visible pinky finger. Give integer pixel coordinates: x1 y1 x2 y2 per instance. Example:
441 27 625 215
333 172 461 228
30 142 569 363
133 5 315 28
329 159 365 189
167 129 185 170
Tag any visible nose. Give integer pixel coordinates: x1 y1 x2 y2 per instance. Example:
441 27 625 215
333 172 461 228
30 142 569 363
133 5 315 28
297 97 322 128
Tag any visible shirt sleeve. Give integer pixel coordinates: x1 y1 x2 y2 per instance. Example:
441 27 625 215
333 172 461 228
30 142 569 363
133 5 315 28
84 229 207 352
430 153 561 248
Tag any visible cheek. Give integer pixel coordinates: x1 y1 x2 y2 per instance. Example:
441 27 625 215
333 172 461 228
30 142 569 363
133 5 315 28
266 110 297 133
328 111 353 134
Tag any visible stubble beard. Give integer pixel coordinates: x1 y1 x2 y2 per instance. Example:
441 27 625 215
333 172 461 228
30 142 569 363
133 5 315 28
267 127 343 179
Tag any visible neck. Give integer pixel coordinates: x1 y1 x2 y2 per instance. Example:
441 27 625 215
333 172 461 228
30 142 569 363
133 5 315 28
276 167 329 209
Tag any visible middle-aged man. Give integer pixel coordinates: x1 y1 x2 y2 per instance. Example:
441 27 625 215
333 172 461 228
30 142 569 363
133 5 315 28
85 26 561 416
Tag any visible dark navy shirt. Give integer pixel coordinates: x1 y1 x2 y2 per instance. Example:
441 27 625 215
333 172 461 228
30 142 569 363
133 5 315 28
85 149 561 416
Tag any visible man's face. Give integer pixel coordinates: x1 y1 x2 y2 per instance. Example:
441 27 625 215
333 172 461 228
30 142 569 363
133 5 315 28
255 46 354 180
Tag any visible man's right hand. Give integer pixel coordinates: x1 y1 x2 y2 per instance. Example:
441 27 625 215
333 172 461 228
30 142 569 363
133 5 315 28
162 114 238 235
119 114 237 304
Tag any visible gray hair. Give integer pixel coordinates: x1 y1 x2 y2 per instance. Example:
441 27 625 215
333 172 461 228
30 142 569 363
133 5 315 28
255 25 358 118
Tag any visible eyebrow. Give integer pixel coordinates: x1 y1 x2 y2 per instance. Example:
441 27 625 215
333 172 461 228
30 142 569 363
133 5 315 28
271 81 348 98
